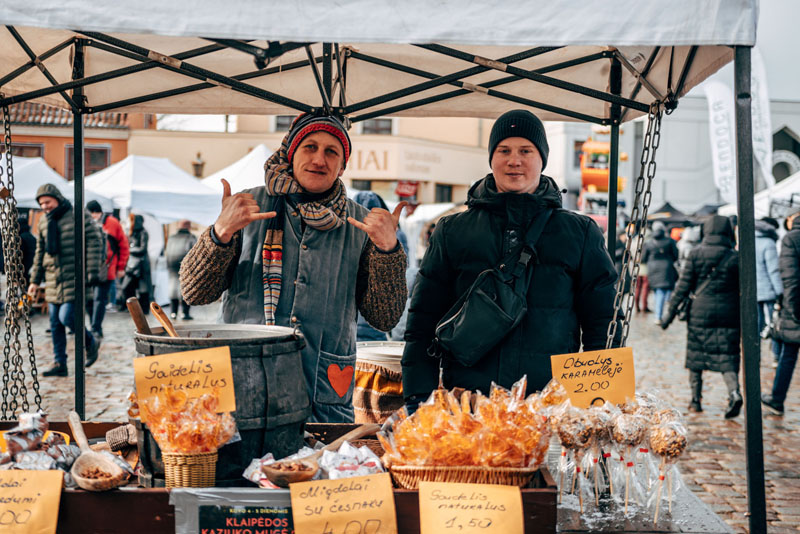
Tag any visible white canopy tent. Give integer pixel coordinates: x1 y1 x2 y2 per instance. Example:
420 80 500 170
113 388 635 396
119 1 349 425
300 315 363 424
719 170 800 219
0 3 769 527
0 155 113 210
201 143 272 194
83 155 220 226
0 1 754 123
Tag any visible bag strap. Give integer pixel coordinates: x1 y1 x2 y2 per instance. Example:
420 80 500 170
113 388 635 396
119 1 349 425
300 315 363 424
501 208 554 281
693 249 735 298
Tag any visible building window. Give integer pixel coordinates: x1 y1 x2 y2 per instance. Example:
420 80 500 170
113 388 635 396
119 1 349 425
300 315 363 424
435 184 452 203
350 179 372 191
275 115 297 131
2 143 45 158
65 146 111 180
361 119 393 135
573 140 585 169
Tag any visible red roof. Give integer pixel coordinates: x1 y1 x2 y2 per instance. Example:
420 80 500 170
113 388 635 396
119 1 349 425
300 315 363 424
6 102 129 129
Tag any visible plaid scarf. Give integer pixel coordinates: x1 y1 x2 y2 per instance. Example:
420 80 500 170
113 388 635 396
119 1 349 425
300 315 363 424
261 135 348 325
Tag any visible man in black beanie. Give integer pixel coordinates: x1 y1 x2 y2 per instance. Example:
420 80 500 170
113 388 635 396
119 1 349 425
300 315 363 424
402 109 621 409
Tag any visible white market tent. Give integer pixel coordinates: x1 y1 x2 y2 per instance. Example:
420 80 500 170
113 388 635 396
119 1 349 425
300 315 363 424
719 170 800 218
201 143 272 194
0 155 113 210
0 2 768 528
83 155 220 225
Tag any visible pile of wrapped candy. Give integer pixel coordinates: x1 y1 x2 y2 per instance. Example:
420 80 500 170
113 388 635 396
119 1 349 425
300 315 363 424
137 387 236 454
548 386 688 522
379 376 553 469
243 441 385 488
1 411 80 482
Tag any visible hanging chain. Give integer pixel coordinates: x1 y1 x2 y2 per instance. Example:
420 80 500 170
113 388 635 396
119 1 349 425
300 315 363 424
0 96 41 419
606 102 663 349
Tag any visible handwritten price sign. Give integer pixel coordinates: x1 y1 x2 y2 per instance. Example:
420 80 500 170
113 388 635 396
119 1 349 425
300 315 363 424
419 481 523 534
550 347 635 408
290 473 397 534
0 470 63 534
133 346 236 414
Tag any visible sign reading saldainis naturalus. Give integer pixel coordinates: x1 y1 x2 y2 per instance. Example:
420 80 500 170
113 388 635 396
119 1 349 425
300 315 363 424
550 347 635 408
290 473 397 534
419 481 524 534
133 346 236 412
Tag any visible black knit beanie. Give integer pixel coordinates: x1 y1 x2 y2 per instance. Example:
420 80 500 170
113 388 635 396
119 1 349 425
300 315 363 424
86 200 102 213
488 109 549 170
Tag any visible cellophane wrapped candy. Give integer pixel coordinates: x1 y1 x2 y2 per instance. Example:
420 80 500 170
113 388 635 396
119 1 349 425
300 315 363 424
380 376 550 469
137 387 236 454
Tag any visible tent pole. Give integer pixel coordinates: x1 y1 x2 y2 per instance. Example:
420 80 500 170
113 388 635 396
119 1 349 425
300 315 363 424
734 45 766 534
323 44 333 102
72 40 87 420
607 58 621 253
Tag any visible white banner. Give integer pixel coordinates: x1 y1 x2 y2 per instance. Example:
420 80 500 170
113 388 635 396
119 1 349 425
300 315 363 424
703 81 738 204
751 46 775 189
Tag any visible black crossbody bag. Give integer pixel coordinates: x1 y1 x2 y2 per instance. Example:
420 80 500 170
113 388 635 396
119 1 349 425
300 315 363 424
676 250 735 321
429 209 553 367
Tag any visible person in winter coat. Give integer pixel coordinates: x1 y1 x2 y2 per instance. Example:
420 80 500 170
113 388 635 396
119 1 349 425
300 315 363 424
641 221 679 324
402 109 620 408
28 183 103 376
165 220 197 320
755 216 783 366
86 200 130 338
662 215 742 418
119 214 152 313
180 112 407 423
762 209 800 416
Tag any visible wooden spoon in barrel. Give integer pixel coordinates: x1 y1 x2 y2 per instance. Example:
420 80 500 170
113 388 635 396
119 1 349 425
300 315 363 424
67 411 127 491
150 301 179 337
261 423 381 487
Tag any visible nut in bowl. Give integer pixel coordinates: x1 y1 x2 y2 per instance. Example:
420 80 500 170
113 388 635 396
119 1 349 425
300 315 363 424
261 458 319 487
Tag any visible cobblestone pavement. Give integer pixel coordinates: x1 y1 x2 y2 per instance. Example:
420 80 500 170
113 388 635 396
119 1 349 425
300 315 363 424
3 300 800 532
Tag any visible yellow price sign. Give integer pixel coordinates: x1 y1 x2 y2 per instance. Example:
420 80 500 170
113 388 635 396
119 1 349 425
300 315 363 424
133 346 236 415
550 347 635 408
290 473 397 534
419 481 523 534
0 470 63 534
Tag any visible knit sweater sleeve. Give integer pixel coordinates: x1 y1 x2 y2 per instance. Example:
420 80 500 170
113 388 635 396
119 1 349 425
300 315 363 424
356 241 407 331
180 226 241 306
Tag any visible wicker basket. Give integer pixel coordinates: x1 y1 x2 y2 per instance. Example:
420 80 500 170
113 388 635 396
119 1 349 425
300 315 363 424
389 465 539 489
162 451 218 488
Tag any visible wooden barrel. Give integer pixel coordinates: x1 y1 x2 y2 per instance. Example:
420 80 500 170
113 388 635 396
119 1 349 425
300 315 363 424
134 324 310 486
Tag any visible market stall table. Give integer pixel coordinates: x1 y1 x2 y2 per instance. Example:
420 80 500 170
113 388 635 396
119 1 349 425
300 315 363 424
0 421 733 534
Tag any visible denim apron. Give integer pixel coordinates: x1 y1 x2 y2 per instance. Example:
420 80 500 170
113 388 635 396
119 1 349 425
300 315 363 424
220 187 369 423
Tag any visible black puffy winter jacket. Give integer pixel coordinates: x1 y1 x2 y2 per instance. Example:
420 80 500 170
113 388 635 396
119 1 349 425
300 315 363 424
776 226 800 343
664 216 740 373
402 175 620 400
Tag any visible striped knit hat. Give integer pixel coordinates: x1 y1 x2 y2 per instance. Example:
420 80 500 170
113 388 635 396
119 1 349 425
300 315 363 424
286 112 351 167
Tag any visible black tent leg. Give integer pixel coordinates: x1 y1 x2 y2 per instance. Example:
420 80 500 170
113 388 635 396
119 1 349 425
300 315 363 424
72 41 86 420
607 58 622 252
734 45 766 534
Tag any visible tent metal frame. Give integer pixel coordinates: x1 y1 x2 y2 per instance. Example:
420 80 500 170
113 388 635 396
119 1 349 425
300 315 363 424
0 26 766 533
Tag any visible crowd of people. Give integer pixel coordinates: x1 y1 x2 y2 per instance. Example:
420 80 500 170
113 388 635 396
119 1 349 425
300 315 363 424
618 208 799 419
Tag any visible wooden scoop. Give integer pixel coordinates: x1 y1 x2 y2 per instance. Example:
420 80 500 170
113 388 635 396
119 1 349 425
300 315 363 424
68 411 127 491
262 423 381 487
126 297 152 335
150 301 178 337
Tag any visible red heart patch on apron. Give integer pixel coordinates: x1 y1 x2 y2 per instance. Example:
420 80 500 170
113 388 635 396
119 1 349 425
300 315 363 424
327 364 355 398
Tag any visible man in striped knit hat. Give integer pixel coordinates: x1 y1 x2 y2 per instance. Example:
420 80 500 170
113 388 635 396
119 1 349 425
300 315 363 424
181 111 407 423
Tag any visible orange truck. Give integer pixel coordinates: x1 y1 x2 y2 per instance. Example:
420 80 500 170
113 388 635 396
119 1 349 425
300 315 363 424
577 138 627 232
